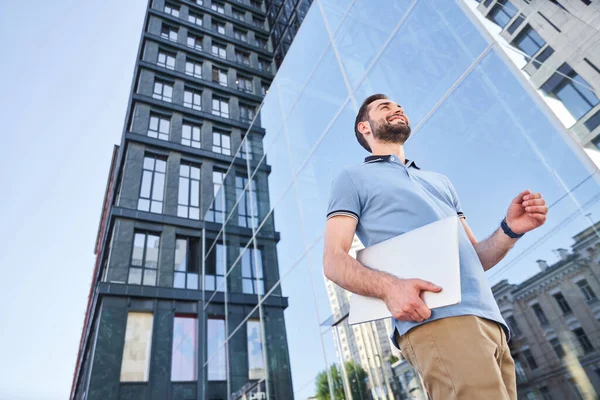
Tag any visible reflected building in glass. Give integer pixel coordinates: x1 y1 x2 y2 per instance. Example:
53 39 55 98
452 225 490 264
465 0 600 165
71 0 600 399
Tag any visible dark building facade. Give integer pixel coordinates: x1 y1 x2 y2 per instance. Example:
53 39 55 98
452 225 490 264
265 0 313 68
70 0 305 399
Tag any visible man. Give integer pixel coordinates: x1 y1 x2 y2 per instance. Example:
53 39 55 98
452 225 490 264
323 94 548 399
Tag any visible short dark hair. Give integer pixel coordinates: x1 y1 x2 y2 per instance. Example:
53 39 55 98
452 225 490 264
354 94 388 152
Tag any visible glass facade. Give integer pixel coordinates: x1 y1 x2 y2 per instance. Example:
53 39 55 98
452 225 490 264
202 0 600 399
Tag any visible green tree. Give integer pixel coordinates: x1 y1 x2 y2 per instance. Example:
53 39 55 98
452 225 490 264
315 362 370 400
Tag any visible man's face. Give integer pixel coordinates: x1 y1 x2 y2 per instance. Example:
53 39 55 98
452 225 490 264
367 99 411 145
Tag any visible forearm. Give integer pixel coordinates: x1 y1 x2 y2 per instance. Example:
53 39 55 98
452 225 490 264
474 227 518 271
323 251 394 300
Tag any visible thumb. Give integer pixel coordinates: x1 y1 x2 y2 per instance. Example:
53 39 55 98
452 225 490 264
413 279 442 292
512 190 530 205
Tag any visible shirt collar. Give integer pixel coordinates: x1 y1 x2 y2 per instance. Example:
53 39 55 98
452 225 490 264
363 155 420 169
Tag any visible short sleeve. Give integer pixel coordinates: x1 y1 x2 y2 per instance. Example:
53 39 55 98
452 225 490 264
445 177 466 219
327 169 361 221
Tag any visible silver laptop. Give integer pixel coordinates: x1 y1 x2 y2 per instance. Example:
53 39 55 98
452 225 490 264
348 216 461 325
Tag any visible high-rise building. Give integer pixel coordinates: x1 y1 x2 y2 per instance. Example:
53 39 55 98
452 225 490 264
69 1 309 399
464 0 600 165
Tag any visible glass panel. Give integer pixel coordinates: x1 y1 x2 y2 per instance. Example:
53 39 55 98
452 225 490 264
128 267 143 285
145 234 160 269
171 316 197 381
175 239 187 272
207 318 227 381
174 272 186 288
152 172 165 201
247 320 265 380
143 269 157 286
120 312 153 382
179 177 189 206
131 233 146 266
187 273 199 290
140 170 153 198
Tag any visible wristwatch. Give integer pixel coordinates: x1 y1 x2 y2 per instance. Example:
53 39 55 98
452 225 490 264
501 218 524 239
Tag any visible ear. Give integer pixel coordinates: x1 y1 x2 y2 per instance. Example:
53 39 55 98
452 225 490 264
357 121 371 136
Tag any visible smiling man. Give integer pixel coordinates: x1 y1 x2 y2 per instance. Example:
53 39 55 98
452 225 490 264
323 94 548 399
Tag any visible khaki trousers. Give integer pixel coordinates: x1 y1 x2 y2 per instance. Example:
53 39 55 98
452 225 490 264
396 315 517 400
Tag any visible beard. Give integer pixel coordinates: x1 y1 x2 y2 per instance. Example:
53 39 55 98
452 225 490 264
369 117 411 145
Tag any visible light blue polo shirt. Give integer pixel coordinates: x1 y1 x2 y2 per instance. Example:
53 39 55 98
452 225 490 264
327 155 507 346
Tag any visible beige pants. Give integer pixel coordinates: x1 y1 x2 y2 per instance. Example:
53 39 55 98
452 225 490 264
396 315 517 400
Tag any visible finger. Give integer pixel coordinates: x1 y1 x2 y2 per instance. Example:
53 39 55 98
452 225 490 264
523 199 546 207
409 309 424 323
525 206 548 214
414 301 432 320
413 279 442 292
530 214 547 222
526 192 542 200
516 190 531 202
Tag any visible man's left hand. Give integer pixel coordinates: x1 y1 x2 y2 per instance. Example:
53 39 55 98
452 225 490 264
506 190 548 235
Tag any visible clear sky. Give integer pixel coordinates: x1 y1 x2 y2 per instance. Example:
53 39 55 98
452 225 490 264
0 1 147 398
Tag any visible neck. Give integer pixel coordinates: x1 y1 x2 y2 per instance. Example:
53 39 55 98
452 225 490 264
370 143 406 164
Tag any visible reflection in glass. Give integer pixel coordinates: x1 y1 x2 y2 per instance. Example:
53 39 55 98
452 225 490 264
120 312 153 382
128 232 159 286
207 318 226 381
171 316 197 381
138 156 165 213
247 320 265 380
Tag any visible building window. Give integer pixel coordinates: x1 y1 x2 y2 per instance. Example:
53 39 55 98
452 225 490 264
236 175 258 228
256 36 268 50
487 0 518 28
241 247 264 295
182 123 201 149
161 25 178 42
171 316 197 381
234 28 248 42
585 109 600 132
212 2 225 14
506 315 522 336
188 12 203 26
261 82 268 96
153 79 173 102
148 113 170 141
138 156 166 213
506 13 525 34
570 378 585 400
129 232 160 286
233 9 246 21
187 34 203 51
207 318 226 380
195 0 204 4
207 170 225 223
157 50 176 70
185 60 203 78
512 25 545 57
212 96 230 118
553 292 572 314
236 50 251 66
251 0 262 9
237 75 253 93
247 320 265 379
120 312 154 382
164 3 180 17
532 45 554 69
252 16 265 29
205 242 225 291
212 43 227 59
178 164 201 220
577 279 597 301
573 327 594 353
212 129 231 155
581 0 591 4
212 20 226 35
212 67 228 86
540 386 553 400
542 63 600 120
522 348 538 370
184 89 202 111
258 58 271 73
532 303 549 326
525 392 536 400
549 337 565 359
239 104 255 123
174 238 200 289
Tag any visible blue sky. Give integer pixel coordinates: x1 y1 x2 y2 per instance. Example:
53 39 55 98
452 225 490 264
0 1 146 398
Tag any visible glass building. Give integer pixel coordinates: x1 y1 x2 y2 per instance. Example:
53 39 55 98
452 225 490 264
72 0 600 399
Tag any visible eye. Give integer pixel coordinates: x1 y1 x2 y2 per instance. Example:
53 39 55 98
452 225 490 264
382 106 388 110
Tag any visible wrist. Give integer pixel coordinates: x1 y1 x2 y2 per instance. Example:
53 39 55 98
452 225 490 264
501 217 524 239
